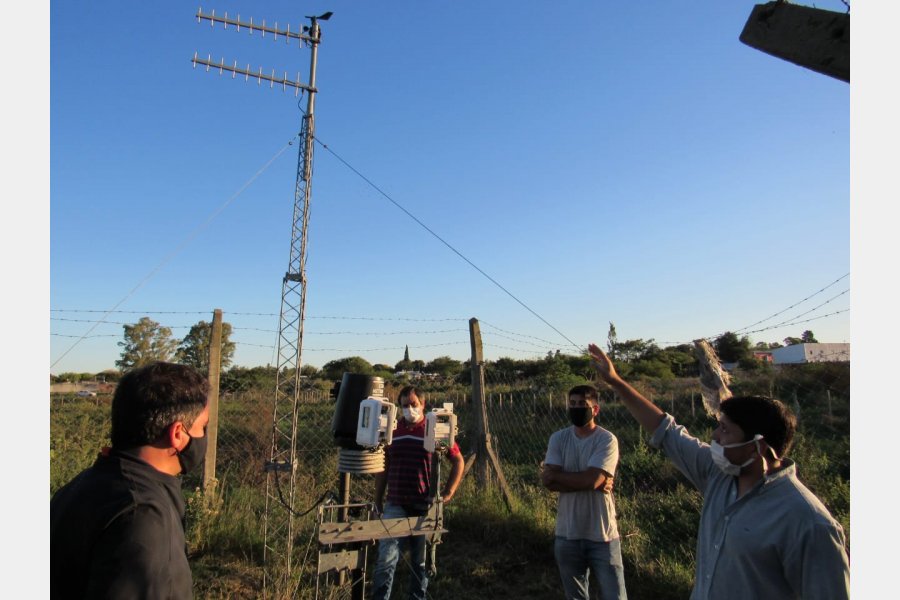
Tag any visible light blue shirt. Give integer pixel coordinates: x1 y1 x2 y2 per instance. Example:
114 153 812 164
650 414 850 600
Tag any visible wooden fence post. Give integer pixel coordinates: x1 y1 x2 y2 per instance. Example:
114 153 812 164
468 318 514 510
203 308 223 494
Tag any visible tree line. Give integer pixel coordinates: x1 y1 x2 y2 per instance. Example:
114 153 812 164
51 317 236 384
50 318 822 387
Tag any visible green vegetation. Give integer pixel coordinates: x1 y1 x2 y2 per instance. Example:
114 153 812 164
50 355 849 599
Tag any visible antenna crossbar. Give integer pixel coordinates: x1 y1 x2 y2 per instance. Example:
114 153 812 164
191 54 316 95
196 10 317 44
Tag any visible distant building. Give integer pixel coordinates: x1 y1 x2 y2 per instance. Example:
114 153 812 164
770 343 850 365
49 381 115 394
752 351 774 363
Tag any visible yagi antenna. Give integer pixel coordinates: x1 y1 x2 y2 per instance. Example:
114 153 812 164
192 52 309 95
192 7 321 96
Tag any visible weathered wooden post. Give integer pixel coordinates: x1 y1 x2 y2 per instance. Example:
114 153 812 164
468 318 514 510
203 308 223 494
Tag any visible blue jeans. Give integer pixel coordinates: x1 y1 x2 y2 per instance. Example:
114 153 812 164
371 503 428 600
554 537 627 600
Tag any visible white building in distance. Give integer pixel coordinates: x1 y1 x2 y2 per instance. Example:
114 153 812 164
770 343 850 364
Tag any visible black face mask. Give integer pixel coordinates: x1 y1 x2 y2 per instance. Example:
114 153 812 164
177 432 208 475
568 406 593 427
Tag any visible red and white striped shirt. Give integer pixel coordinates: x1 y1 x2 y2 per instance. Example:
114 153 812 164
385 417 461 506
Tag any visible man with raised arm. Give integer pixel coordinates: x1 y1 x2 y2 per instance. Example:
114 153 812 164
541 384 627 600
587 343 849 600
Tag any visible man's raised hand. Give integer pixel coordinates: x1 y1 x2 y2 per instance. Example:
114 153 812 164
588 343 617 383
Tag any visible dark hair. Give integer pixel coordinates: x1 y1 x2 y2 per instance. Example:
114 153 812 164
111 362 209 449
719 395 797 458
398 385 423 404
568 384 599 405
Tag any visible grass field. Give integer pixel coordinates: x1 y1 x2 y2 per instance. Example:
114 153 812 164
50 365 849 599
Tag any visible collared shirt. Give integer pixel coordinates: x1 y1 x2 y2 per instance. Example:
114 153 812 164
385 417 461 507
650 414 850 600
50 450 193 600
545 425 619 542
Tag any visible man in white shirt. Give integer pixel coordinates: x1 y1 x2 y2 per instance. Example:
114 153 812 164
541 384 627 600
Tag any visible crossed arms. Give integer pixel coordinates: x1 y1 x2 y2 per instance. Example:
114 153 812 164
541 463 615 493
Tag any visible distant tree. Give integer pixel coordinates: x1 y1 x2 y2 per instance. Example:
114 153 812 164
801 330 818 343
176 320 235 373
372 364 395 380
714 332 752 364
753 341 783 351
395 346 414 372
55 372 85 383
116 317 178 370
613 338 657 363
322 356 374 381
454 359 473 385
490 357 525 381
783 336 803 347
300 364 320 378
394 358 414 372
560 353 592 380
425 356 464 378
410 359 426 372
738 355 771 372
221 365 278 393
630 358 675 380
607 323 619 359
661 344 697 377
96 369 122 383
530 353 580 390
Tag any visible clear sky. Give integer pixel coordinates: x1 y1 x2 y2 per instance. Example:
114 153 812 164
49 0 852 375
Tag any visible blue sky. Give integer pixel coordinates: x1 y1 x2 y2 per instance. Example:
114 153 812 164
49 0 852 375
31 3 900 592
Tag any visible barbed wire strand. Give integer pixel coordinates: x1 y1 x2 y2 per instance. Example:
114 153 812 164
50 137 299 370
51 309 469 322
732 273 849 334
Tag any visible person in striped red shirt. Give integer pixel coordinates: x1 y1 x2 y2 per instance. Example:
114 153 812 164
371 385 464 600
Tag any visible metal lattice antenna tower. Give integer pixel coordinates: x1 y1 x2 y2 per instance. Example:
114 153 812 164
192 8 330 598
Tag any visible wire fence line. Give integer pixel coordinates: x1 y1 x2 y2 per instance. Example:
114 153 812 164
195 350 849 596
50 338 850 598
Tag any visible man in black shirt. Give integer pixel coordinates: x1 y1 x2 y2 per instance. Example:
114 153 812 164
51 362 210 599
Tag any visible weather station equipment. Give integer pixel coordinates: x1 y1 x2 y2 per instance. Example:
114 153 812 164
424 403 457 453
356 397 398 449
317 376 453 599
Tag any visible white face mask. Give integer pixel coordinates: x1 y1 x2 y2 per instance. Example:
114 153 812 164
402 405 423 422
709 434 764 476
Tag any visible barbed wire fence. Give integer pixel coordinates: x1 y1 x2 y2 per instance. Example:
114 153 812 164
49 312 850 599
